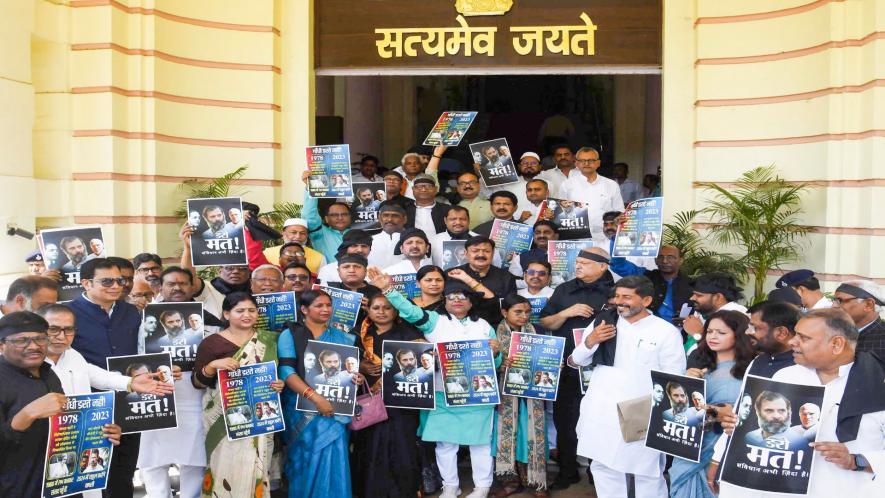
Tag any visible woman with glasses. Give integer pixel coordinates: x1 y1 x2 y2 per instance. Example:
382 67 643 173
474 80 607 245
276 289 364 498
493 294 551 498
192 292 285 498
670 310 754 498
367 266 502 498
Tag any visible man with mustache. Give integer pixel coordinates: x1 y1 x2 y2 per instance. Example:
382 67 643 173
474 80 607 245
742 391 808 451
449 235 517 329
393 349 431 383
644 245 693 323
473 191 519 239
457 171 493 229
0 275 58 316
537 144 579 198
519 176 549 226
569 274 685 497
509 220 559 285
133 253 163 296
261 218 326 274
682 273 748 353
316 229 373 285
313 349 357 388
558 146 625 241
406 173 450 237
368 204 409 269
430 206 479 268
386 228 433 275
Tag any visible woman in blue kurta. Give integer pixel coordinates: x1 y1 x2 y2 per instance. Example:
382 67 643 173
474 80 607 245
368 266 502 498
670 310 754 498
277 289 364 498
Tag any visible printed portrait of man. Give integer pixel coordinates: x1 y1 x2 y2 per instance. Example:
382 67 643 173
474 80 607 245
744 391 812 451
312 349 355 388
417 352 435 377
200 204 243 240
59 236 93 272
393 349 431 383
354 187 380 213
662 381 704 426
89 238 106 258
652 383 665 407
147 309 203 348
381 352 394 372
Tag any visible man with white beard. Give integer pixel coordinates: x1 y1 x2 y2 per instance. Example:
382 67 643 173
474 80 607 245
569 275 685 497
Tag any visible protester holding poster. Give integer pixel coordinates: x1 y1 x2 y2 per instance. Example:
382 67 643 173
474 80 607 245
312 283 363 334
141 302 204 371
423 111 477 146
719 309 885 497
187 197 248 267
295 340 360 416
277 289 363 498
306 144 353 198
539 197 592 240
470 138 519 188
646 371 707 462
191 292 284 498
219 361 285 440
254 291 297 332
546 239 595 288
349 182 385 231
495 295 555 496
595 210 658 278
106 353 178 434
488 218 534 270
40 225 105 301
352 292 428 498
368 267 502 498
668 310 753 497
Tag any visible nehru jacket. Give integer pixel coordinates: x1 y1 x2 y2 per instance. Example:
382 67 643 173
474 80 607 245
69 293 141 367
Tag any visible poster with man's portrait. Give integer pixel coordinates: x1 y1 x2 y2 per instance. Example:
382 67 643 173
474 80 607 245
720 375 825 494
141 302 204 371
187 197 248 267
469 137 519 187
296 340 360 416
381 340 436 410
106 353 178 434
441 240 469 270
39 225 105 302
645 370 707 462
348 181 385 232
539 197 591 240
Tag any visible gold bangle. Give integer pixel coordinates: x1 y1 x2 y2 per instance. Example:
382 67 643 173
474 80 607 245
471 281 482 290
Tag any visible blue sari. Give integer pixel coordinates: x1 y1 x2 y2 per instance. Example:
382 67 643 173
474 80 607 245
669 360 741 498
278 326 355 498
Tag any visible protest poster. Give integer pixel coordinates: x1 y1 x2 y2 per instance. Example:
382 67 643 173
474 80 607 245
218 361 285 440
613 197 664 258
437 339 500 407
254 291 297 332
390 273 420 300
312 284 362 334
526 296 548 329
572 329 593 394
489 219 533 269
469 138 519 187
547 240 595 287
106 353 178 434
645 370 707 462
39 226 104 302
381 340 436 410
720 375 825 494
141 302 204 371
41 392 114 498
540 197 592 240
306 144 353 198
423 111 478 146
349 181 385 231
296 340 360 416
441 240 468 270
502 332 565 400
187 197 248 267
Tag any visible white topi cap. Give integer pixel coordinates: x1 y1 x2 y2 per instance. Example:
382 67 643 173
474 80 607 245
283 218 308 229
520 152 541 161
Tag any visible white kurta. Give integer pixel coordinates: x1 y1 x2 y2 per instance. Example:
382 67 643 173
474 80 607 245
385 257 432 275
811 296 833 309
719 363 885 497
559 173 625 241
48 348 130 395
369 231 403 269
137 371 207 468
517 287 554 298
536 167 580 198
571 313 686 477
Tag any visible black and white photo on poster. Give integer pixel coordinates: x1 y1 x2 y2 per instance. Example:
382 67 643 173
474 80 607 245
441 240 468 270
140 302 204 371
540 197 592 240
39 226 105 301
187 197 248 267
106 352 178 434
720 375 825 495
645 370 707 462
296 340 360 416
381 340 435 410
348 181 385 231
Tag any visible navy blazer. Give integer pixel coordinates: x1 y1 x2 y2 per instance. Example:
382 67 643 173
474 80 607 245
68 294 141 367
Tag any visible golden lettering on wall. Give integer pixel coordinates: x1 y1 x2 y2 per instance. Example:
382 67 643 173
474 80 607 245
455 0 513 16
374 12 597 59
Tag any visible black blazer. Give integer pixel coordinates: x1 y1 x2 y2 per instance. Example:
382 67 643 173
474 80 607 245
645 270 693 317
405 203 450 235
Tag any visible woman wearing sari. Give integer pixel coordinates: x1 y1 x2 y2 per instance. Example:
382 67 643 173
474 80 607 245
368 266 501 498
351 293 425 497
277 289 364 498
493 294 549 498
669 310 754 498
413 265 447 313
192 292 284 498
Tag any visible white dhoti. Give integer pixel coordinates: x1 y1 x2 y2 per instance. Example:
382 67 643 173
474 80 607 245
590 460 667 498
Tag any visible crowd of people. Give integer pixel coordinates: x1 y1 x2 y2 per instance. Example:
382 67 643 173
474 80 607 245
1 141 883 498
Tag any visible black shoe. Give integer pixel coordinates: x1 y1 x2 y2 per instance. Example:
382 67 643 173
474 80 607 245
548 474 580 491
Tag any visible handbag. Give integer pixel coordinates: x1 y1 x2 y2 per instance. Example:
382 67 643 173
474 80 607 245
347 383 388 430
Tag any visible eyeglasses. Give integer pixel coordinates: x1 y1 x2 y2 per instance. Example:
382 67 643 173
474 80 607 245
458 181 479 187
326 212 350 218
282 252 305 258
136 266 162 274
413 184 435 190
446 293 469 302
129 292 155 300
254 277 283 284
832 297 863 306
285 274 310 282
47 326 77 337
575 158 599 165
525 270 549 276
656 255 680 261
3 335 50 348
89 278 127 288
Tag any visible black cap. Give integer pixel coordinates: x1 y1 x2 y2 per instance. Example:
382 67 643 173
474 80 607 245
394 228 430 255
378 204 407 215
25 250 44 263
775 269 814 289
341 229 373 249
0 311 49 340
442 279 480 299
336 253 368 267
767 286 803 307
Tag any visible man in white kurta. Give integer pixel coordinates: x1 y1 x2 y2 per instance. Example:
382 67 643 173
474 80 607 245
570 275 686 498
719 308 885 497
558 147 625 241
384 228 433 277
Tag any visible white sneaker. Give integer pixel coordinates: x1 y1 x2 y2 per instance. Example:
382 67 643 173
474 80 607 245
440 485 462 498
465 487 491 498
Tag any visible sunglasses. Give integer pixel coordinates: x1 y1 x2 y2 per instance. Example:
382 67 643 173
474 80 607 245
3 335 50 348
446 293 469 302
89 278 128 288
47 326 77 337
285 274 310 282
525 270 549 276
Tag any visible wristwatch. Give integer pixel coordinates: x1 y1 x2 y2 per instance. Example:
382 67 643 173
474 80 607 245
852 454 869 472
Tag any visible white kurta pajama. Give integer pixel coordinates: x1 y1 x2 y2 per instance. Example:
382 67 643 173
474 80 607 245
719 362 885 498
571 313 686 498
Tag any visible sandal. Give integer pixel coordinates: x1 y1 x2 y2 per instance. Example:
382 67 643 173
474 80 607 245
491 481 523 498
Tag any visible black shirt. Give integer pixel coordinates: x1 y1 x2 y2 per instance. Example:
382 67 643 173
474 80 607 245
857 318 885 359
450 264 518 328
539 277 611 376
0 358 65 498
746 349 795 379
472 217 514 238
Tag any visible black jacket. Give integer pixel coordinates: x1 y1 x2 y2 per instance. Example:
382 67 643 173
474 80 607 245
857 318 885 359
645 270 693 317
404 202 450 235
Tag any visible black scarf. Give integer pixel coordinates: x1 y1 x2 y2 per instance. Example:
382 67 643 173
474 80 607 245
210 277 251 295
837 351 885 442
447 230 470 240
589 305 620 367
